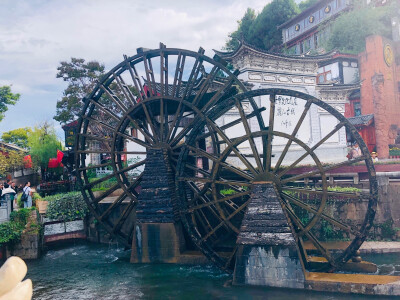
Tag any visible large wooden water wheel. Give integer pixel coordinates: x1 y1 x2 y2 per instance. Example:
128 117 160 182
74 44 264 247
176 88 378 273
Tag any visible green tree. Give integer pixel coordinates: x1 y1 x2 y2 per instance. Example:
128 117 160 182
298 0 319 12
27 122 63 176
225 8 256 51
248 0 300 51
323 4 393 54
1 127 32 149
0 147 25 177
0 86 20 122
54 58 105 124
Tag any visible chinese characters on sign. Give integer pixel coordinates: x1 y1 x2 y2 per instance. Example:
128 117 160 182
275 96 298 129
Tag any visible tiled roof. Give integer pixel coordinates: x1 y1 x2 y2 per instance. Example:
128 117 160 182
213 40 337 61
348 114 374 126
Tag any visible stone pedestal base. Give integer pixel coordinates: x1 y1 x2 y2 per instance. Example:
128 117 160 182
130 222 186 263
234 245 304 288
233 182 305 288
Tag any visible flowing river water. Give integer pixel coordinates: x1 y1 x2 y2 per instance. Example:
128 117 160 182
26 241 398 300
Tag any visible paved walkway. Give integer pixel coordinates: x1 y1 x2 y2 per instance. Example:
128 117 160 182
304 241 400 253
360 241 400 253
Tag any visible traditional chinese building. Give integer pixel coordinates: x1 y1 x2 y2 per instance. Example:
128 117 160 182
278 0 351 54
214 42 359 164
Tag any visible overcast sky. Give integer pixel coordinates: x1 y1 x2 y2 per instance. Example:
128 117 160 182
0 0 268 140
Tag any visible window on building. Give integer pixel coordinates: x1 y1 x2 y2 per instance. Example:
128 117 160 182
314 34 318 48
131 128 138 138
354 102 361 116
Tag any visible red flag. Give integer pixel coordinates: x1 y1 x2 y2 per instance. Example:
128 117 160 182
48 158 59 168
57 150 64 163
23 155 32 168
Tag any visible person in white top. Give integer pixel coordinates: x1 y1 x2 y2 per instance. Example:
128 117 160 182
22 182 33 208
1 183 16 211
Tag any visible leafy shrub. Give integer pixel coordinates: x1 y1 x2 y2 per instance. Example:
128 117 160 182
45 191 89 221
220 189 236 196
0 208 37 245
89 177 117 192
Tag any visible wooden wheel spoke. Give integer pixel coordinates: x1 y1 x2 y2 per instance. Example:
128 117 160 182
160 98 165 141
112 72 137 106
116 131 149 149
278 122 345 177
224 245 238 270
123 54 147 100
182 48 205 99
82 115 115 132
99 173 143 221
192 65 220 107
78 161 112 172
126 115 156 145
281 155 367 184
169 113 201 147
99 83 128 113
84 160 145 189
143 55 157 97
195 108 266 141
201 198 251 242
77 150 146 155
235 99 263 172
186 190 250 212
185 145 253 180
274 99 311 171
100 193 129 221
172 52 186 98
78 133 112 143
112 197 136 234
205 119 258 175
178 176 251 187
283 203 334 264
89 99 120 121
170 157 211 177
265 94 276 171
281 192 362 237
159 45 168 97
91 184 120 204
140 101 160 141
166 99 185 143
282 186 366 199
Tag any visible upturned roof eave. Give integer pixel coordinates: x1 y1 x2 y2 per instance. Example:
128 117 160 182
214 41 337 62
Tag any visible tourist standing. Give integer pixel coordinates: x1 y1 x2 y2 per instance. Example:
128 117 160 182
2 183 16 212
22 182 33 208
371 152 379 162
351 143 362 158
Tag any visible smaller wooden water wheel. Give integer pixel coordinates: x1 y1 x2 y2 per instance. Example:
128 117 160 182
74 44 264 247
176 88 378 272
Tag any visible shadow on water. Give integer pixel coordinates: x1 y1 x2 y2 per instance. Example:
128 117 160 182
26 241 397 300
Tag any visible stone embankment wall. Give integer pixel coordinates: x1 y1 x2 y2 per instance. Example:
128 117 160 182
5 211 42 260
6 234 41 259
300 175 400 240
